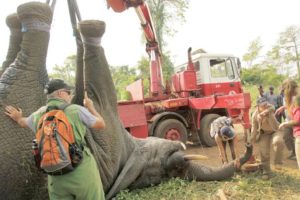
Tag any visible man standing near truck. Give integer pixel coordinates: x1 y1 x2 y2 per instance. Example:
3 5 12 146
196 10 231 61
210 116 239 165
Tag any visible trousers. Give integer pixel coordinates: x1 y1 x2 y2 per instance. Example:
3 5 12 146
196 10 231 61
257 131 284 173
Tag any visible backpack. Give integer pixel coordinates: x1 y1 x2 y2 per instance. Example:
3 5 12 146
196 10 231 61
34 104 83 175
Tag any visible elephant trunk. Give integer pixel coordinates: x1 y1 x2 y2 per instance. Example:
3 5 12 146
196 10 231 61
165 144 253 181
184 144 253 181
185 161 235 181
239 143 253 166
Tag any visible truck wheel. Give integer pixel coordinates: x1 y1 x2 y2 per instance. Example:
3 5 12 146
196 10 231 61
199 114 220 147
154 119 187 144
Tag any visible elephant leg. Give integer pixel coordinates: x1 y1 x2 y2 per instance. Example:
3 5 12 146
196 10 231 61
0 2 52 200
229 140 236 160
106 149 146 200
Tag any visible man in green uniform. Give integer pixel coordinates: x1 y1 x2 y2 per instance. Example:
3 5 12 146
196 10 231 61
251 97 284 180
5 79 106 200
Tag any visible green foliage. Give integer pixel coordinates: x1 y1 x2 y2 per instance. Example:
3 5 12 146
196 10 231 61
161 53 174 82
110 65 137 100
241 65 287 87
49 55 76 86
116 169 300 200
136 54 174 97
137 56 150 96
242 37 263 68
241 64 287 112
146 0 189 49
242 84 261 113
278 26 300 78
264 26 300 78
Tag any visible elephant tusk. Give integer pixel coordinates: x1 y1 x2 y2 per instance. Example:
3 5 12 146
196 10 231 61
242 163 261 168
180 142 186 150
183 154 208 160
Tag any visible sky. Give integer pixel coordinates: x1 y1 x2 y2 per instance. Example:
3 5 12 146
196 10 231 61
0 0 300 72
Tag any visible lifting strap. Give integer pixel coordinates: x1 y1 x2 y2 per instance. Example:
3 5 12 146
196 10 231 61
45 0 87 93
45 0 57 11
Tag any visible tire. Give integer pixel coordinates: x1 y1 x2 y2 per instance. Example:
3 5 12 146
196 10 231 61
198 114 220 147
154 119 188 144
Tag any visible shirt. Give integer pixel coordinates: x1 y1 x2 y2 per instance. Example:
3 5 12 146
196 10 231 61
251 103 279 142
210 116 233 137
265 92 279 108
292 107 300 137
26 105 97 132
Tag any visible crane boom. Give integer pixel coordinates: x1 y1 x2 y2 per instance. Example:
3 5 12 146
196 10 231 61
107 0 164 97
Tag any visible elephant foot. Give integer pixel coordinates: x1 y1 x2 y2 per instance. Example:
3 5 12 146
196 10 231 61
6 13 22 30
1 13 22 75
17 2 53 30
79 20 106 46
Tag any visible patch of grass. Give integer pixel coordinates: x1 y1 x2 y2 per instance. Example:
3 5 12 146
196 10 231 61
116 168 300 200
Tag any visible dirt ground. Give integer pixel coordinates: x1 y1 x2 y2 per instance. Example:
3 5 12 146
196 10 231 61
184 125 298 170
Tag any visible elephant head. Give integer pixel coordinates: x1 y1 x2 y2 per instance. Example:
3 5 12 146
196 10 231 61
0 3 252 200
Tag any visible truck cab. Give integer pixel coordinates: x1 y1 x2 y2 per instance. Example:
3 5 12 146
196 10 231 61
174 52 243 97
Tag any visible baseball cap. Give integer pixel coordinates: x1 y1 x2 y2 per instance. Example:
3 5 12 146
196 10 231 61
256 96 267 106
220 126 235 140
44 79 74 94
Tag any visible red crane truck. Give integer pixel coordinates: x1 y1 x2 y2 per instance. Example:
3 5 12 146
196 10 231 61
107 0 251 146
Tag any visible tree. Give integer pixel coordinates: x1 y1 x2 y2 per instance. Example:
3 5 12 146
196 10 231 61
266 45 284 73
146 0 189 49
242 37 263 68
241 65 287 89
137 56 150 96
277 25 300 78
49 55 76 86
110 65 137 100
136 53 174 97
161 52 174 82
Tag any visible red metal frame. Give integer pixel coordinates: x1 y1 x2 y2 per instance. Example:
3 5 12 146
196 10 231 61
108 0 164 97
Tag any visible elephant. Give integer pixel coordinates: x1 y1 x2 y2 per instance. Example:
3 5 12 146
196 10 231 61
0 2 252 200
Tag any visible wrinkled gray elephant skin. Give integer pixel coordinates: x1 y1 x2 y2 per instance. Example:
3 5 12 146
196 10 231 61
0 3 252 200
0 2 52 200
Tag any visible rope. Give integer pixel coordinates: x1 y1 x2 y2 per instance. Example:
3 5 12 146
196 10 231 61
21 19 51 32
82 36 101 47
67 0 86 93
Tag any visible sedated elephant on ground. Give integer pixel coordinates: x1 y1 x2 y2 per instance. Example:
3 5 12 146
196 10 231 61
0 2 252 200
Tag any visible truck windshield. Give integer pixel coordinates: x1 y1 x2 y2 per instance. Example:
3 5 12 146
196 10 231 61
209 58 235 79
